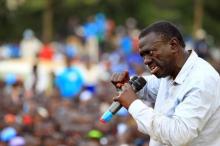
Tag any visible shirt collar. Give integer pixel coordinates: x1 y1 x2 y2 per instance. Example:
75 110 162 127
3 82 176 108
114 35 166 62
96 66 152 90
173 50 198 85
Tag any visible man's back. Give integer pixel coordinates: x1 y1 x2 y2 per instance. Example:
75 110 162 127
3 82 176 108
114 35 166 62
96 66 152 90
186 56 220 146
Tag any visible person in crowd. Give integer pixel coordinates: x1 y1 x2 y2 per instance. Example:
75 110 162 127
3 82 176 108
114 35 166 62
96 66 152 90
20 29 42 61
194 29 210 59
55 55 84 100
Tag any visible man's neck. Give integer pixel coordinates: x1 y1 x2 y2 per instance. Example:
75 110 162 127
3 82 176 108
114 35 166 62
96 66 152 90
172 49 190 79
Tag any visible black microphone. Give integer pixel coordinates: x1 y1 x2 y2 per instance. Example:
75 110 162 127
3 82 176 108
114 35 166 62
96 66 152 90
100 76 146 123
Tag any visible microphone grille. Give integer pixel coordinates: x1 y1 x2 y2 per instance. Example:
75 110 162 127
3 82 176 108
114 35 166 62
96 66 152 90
129 76 138 84
133 76 146 91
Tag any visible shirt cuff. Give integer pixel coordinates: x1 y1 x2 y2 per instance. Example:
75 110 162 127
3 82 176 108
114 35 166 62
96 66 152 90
128 99 151 118
128 99 154 134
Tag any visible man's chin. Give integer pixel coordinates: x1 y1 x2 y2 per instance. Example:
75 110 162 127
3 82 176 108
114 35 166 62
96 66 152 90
153 72 167 78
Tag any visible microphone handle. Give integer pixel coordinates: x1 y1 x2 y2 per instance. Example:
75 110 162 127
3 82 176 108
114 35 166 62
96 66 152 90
100 84 138 123
108 101 122 114
110 83 138 114
100 76 144 123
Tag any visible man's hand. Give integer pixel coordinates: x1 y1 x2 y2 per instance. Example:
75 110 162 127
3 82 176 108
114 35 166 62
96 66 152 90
111 71 130 89
113 83 138 109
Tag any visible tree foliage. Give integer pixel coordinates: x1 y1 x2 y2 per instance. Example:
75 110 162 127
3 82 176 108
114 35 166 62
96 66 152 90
0 0 219 45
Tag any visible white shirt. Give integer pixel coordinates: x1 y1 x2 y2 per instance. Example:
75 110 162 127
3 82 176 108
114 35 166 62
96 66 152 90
128 51 220 146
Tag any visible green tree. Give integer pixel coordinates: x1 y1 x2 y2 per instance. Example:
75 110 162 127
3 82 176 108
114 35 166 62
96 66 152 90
0 0 220 45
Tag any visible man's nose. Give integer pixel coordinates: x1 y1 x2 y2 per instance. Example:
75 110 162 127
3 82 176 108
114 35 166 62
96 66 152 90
143 56 152 65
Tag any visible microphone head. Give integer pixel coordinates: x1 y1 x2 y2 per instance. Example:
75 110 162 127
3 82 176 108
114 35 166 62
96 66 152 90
129 76 138 85
132 76 146 91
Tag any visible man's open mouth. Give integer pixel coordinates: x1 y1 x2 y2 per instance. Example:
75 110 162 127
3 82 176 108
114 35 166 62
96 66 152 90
149 65 160 74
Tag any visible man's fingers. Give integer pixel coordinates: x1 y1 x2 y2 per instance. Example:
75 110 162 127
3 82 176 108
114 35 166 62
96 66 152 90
113 96 119 101
123 71 130 81
111 71 130 85
110 71 130 92
121 83 131 91
111 73 122 84
110 73 118 83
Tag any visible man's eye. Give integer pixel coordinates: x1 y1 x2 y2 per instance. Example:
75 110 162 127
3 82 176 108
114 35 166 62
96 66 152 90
140 50 154 57
149 50 154 56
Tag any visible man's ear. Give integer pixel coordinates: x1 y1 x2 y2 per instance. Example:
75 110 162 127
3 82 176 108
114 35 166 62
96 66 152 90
169 37 179 53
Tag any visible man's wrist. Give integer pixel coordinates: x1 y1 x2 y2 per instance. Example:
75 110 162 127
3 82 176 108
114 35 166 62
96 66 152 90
124 98 136 109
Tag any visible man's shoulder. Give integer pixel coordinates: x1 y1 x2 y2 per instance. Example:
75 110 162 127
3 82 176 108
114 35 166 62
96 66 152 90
187 58 220 91
195 58 219 79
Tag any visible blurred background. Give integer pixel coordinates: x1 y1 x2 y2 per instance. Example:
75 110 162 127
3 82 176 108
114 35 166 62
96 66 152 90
0 0 220 146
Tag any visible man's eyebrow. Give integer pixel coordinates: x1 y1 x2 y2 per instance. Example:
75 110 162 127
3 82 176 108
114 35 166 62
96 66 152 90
139 48 152 56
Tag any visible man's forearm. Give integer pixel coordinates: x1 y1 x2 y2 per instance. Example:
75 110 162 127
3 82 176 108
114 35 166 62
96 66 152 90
128 99 198 146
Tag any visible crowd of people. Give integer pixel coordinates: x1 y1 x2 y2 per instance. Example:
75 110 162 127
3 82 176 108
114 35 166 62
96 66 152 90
0 13 219 146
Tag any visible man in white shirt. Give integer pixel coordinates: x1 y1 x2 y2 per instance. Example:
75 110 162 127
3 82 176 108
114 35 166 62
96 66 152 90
111 21 220 146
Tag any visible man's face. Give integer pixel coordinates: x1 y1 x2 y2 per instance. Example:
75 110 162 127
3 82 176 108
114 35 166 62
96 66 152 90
139 32 175 78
